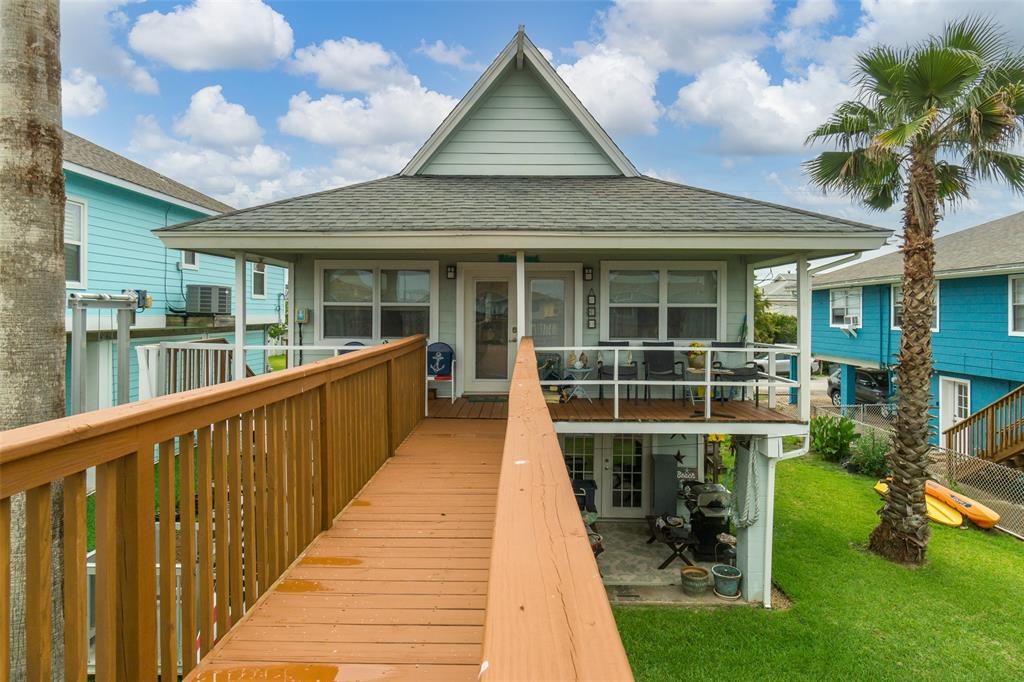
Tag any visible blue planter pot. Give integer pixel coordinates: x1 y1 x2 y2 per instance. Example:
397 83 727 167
711 564 742 598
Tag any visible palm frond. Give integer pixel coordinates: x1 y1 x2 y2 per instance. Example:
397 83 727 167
803 148 904 211
854 46 908 100
965 149 1024 193
904 44 983 110
805 101 883 148
873 109 938 150
933 161 972 206
941 16 1008 63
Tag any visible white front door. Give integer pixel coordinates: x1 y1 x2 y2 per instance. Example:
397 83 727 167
601 434 649 518
939 376 971 448
464 272 517 393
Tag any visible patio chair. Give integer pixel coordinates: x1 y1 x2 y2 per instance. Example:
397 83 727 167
597 341 637 401
710 341 759 405
641 341 693 403
426 341 456 404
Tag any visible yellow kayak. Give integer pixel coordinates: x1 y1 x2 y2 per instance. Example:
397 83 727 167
873 480 963 528
925 480 1000 529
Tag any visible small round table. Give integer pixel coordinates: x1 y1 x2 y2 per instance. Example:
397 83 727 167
563 366 594 403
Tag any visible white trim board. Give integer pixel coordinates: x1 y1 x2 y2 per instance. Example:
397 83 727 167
64 194 88 289
1010 274 1024 337
554 421 809 437
64 162 221 216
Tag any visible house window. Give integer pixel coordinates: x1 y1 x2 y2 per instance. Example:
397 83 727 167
181 250 199 269
891 283 939 332
602 262 724 342
829 287 862 327
562 435 595 480
1011 276 1024 336
316 261 438 343
252 263 266 299
64 198 86 287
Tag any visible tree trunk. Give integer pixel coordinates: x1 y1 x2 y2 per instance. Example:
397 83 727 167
0 0 66 677
869 148 937 564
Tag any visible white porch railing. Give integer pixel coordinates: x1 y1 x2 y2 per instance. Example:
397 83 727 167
533 344 803 420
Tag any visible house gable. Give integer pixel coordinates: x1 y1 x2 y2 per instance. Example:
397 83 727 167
404 29 636 177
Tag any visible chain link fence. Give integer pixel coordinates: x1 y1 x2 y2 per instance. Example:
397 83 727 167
812 404 1024 539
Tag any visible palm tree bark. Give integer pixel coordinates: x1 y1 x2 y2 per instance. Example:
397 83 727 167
869 146 937 563
0 0 66 676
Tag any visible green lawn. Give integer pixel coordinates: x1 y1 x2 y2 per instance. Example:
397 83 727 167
615 456 1024 681
268 353 286 371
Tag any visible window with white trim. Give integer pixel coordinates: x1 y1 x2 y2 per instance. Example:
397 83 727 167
181 250 199 269
64 198 86 287
891 283 938 331
252 262 266 298
829 287 862 327
1011 275 1024 335
602 262 724 341
317 261 437 342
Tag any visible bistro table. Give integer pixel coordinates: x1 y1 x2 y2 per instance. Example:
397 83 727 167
687 366 737 418
563 365 594 403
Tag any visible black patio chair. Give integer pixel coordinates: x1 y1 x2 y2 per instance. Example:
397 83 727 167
710 341 760 405
597 341 637 401
641 341 693 403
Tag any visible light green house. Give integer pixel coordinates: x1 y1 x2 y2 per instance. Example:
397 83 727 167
158 29 890 605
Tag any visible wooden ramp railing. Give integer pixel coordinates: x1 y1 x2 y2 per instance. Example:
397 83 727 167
944 383 1024 466
481 338 633 682
0 335 425 681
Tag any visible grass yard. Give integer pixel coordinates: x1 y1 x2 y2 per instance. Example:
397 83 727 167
267 353 286 371
615 455 1024 681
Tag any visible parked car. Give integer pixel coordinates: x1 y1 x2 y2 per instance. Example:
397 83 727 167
753 353 820 376
827 367 892 406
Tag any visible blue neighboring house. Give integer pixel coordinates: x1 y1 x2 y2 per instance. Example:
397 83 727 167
62 130 286 411
812 212 1024 453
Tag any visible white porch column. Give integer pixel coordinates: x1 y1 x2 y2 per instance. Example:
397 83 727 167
797 255 811 421
515 250 526 344
732 436 773 604
286 261 296 368
745 261 755 345
234 253 247 381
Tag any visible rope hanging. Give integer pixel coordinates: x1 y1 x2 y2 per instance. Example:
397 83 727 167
733 437 760 529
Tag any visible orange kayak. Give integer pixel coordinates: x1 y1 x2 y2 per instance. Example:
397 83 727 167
925 481 1000 529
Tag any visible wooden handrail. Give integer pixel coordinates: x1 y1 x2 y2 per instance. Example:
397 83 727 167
0 335 426 681
481 338 634 682
943 383 1024 463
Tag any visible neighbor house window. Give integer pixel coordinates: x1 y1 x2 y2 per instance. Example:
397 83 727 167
181 250 199 269
252 263 266 298
1011 275 1024 336
316 261 438 343
891 283 939 332
829 287 862 327
64 198 86 287
602 262 724 341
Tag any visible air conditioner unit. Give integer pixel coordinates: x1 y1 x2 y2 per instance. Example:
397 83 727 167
843 314 861 327
186 284 232 315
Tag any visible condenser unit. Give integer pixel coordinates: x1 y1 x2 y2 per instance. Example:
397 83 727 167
186 284 232 315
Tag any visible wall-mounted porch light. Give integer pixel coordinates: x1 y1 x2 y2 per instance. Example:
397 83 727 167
446 264 457 280
583 266 593 281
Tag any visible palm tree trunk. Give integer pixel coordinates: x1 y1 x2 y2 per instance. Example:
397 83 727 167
0 0 66 676
869 147 937 564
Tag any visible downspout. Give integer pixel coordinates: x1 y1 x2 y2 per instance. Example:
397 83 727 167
761 436 809 609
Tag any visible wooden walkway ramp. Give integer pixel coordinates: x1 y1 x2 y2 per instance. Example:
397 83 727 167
188 418 506 682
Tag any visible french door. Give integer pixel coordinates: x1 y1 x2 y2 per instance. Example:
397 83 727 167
560 434 650 519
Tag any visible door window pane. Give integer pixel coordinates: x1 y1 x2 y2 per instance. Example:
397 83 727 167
475 280 509 379
667 307 717 339
323 269 373 303
530 278 566 347
563 435 595 480
611 436 643 509
381 307 429 337
65 244 81 282
608 270 658 304
609 307 659 339
323 307 372 338
668 270 717 304
381 269 430 304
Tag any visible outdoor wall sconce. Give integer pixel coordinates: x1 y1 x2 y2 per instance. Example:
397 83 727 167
583 266 593 281
446 264 456 279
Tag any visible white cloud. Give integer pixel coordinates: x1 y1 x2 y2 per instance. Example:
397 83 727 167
416 39 483 71
173 86 262 149
278 84 457 148
670 58 852 154
129 0 293 71
62 68 107 117
557 47 661 136
229 145 290 178
60 1 157 94
786 0 837 28
538 47 555 63
291 37 416 92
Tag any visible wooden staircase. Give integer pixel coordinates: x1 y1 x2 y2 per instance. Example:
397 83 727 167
944 384 1024 469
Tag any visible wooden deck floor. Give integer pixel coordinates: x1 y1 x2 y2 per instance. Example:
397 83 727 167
429 397 799 423
188 418 506 682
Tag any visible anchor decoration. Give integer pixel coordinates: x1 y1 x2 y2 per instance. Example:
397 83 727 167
430 351 446 375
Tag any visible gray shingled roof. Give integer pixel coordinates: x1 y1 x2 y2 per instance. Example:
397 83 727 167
814 211 1024 287
63 130 233 214
157 175 889 235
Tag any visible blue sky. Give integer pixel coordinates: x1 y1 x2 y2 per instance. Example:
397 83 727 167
62 0 1024 242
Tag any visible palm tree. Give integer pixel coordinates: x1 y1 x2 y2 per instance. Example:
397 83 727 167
0 0 66 674
805 17 1024 564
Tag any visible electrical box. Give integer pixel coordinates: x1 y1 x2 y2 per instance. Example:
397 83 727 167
186 284 232 315
295 308 310 324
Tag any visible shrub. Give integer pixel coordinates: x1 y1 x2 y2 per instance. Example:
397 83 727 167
809 414 858 462
847 429 891 478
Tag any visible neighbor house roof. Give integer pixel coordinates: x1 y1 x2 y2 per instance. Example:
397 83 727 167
63 130 233 214
813 211 1024 288
157 174 890 236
